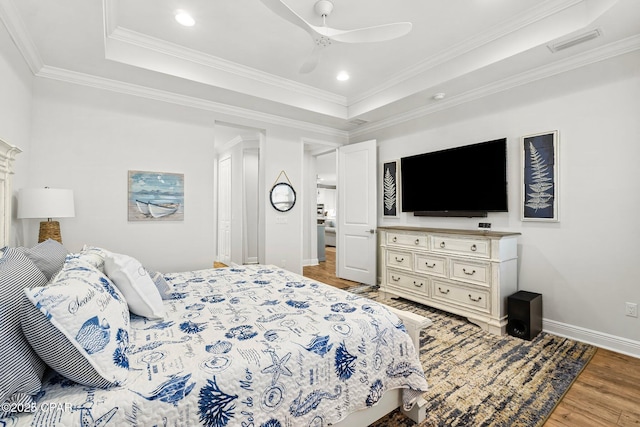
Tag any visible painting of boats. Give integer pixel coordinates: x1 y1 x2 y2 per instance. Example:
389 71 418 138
129 170 184 221
136 200 180 218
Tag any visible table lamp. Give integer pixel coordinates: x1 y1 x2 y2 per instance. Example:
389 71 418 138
18 187 75 243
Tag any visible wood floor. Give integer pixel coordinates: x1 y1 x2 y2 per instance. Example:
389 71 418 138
303 247 640 426
303 246 362 290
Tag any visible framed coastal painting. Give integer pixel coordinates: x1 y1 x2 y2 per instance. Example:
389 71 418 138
521 131 559 222
383 160 400 217
128 170 184 221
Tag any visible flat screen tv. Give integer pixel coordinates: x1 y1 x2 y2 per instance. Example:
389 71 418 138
400 138 508 216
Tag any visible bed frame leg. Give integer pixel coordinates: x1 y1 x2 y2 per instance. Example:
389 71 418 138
402 396 428 423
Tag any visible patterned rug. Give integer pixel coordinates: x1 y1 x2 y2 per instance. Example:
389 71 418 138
347 286 596 427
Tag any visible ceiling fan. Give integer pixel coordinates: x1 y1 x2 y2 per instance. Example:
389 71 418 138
259 0 412 73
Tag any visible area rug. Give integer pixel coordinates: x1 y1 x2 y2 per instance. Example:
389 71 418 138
348 286 596 427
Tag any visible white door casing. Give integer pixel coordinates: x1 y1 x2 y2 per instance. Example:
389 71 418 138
217 156 232 264
337 140 377 285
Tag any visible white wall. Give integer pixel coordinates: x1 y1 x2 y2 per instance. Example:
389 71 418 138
25 78 217 272
361 51 640 354
0 23 34 245
263 130 304 274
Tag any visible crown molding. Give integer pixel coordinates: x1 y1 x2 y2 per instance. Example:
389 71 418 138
4 0 636 141
106 26 347 108
350 0 588 105
350 34 640 139
0 0 43 74
35 66 349 139
348 0 621 119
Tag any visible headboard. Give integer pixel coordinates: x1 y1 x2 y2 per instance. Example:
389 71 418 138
0 138 22 247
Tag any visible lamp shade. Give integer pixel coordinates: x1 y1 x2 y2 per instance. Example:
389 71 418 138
18 188 75 219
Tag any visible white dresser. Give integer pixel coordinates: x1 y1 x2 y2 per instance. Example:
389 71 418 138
379 227 520 335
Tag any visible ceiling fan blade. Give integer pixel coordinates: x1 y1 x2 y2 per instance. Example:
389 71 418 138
327 22 412 43
259 0 318 37
299 46 322 74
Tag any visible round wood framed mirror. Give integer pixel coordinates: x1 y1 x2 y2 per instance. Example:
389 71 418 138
270 182 296 212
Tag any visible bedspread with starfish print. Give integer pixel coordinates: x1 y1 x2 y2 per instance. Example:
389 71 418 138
8 265 428 427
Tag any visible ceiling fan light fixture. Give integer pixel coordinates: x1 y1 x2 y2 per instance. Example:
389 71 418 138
175 11 195 27
314 0 334 18
336 71 350 81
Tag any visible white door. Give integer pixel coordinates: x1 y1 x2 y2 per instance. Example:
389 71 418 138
217 156 232 265
337 140 377 285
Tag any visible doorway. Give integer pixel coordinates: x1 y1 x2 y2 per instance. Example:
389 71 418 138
303 149 360 288
215 122 262 266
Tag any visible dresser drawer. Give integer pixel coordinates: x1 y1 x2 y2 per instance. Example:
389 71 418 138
431 235 490 258
431 280 489 312
414 254 447 277
386 232 428 249
386 270 428 294
386 249 413 271
450 260 490 286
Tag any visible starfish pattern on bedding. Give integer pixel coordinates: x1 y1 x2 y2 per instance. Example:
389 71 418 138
261 350 293 385
371 322 389 351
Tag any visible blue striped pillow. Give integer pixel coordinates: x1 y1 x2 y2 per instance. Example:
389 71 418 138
0 248 48 415
22 239 69 280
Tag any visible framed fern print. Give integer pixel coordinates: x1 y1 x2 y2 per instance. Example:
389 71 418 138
521 131 559 221
383 160 400 217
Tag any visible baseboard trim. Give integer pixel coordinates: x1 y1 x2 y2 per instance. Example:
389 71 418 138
303 258 319 267
543 318 640 359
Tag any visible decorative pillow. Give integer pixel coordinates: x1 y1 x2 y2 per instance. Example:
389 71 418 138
104 252 165 320
65 245 111 272
0 248 48 411
22 258 130 388
23 239 69 280
146 269 173 300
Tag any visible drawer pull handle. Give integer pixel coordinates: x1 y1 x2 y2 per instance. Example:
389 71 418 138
394 257 404 262
463 268 476 275
471 244 477 251
438 287 450 294
413 281 423 288
392 237 398 242
440 241 446 248
415 239 420 245
391 276 401 282
468 294 482 302
425 262 436 268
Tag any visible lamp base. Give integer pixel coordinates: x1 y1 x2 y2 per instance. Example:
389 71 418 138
39 220 62 243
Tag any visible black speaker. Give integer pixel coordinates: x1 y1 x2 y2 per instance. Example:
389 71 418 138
507 291 542 340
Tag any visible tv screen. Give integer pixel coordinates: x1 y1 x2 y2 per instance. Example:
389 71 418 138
400 138 508 214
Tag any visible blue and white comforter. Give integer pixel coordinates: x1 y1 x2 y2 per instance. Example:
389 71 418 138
10 265 428 427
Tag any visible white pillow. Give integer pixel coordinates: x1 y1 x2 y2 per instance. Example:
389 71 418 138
22 258 130 388
104 252 165 320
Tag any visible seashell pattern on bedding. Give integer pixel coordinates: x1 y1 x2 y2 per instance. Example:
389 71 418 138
6 265 428 427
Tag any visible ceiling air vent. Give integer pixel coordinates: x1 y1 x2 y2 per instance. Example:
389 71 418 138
348 118 368 126
548 29 602 53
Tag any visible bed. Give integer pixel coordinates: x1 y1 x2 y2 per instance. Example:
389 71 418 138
0 139 430 427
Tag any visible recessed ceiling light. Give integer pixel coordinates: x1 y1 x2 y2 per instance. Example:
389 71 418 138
336 71 350 81
175 11 195 27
